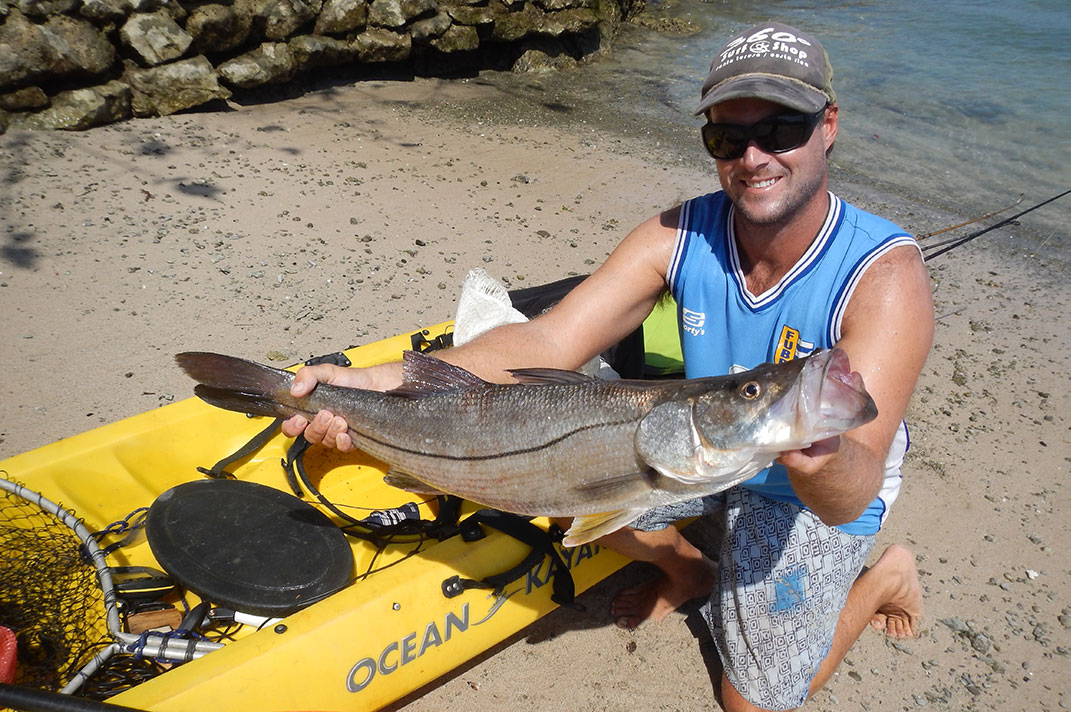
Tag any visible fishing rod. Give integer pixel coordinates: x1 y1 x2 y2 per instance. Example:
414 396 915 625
916 194 1023 240
922 188 1069 261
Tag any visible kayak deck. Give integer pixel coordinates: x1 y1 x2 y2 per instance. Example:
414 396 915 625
0 324 629 711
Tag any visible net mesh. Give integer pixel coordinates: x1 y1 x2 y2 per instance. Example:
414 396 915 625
0 483 109 692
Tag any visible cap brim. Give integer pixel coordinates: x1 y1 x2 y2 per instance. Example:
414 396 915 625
695 75 828 116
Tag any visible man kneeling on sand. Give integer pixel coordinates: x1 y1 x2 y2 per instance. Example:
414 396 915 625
285 21 930 711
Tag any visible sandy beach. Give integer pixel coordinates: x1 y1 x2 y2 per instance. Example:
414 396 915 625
1 71 1068 711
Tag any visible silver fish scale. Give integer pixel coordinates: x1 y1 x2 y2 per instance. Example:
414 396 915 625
331 381 664 515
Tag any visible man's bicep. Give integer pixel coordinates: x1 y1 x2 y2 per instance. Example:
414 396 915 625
836 245 934 455
537 210 680 368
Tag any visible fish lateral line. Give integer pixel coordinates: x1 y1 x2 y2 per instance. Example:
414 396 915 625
350 415 643 464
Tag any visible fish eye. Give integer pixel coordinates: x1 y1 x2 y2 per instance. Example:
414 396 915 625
740 381 762 399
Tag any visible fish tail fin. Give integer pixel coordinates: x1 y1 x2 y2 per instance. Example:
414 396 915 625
192 385 292 420
562 508 646 547
176 352 300 419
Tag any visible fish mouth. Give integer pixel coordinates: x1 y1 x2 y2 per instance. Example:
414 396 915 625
795 348 878 440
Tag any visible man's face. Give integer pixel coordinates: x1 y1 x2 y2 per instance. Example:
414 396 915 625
709 98 837 227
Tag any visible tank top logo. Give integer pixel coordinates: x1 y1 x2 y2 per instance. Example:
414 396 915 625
774 324 815 363
682 307 706 336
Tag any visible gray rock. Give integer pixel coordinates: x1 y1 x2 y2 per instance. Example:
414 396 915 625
0 85 49 111
429 22 476 51
78 0 127 23
124 55 230 116
16 0 77 16
443 3 493 25
939 617 970 634
252 0 317 40
512 38 576 71
0 10 116 90
120 0 170 13
314 0 368 35
351 27 410 61
217 42 296 88
186 4 253 53
533 0 591 8
120 11 193 66
409 10 451 41
490 2 542 41
289 34 358 68
13 80 131 130
368 0 436 29
541 8 596 35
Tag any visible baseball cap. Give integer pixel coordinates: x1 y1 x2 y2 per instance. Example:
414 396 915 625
696 22 836 116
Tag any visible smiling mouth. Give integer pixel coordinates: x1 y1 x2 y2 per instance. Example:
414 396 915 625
746 177 778 189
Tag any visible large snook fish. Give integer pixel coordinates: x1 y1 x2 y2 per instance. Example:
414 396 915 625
176 348 876 545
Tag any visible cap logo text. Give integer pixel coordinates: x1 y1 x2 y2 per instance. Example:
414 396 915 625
719 27 813 68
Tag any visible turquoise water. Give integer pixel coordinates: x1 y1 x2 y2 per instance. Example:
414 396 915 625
518 0 1070 252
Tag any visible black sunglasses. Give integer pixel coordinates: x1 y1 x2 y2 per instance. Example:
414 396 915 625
701 109 826 160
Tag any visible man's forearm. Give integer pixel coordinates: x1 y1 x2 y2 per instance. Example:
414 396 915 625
437 318 594 383
784 436 884 527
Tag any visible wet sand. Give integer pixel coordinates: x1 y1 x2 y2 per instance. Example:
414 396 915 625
1 74 1068 711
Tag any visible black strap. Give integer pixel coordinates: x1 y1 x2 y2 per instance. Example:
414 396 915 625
197 350 352 483
411 329 454 353
192 340 575 606
441 510 578 608
196 417 283 480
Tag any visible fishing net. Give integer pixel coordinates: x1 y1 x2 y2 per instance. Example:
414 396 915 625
0 480 109 693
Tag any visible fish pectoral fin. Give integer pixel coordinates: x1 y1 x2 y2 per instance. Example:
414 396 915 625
563 509 646 547
383 469 447 496
648 462 709 485
571 471 654 499
506 368 595 385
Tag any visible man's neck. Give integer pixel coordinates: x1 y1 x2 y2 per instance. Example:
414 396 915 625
734 190 831 295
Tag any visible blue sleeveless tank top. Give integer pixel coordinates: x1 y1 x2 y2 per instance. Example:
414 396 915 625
667 191 918 535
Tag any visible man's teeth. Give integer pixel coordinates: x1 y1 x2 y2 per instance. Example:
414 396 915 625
748 178 777 188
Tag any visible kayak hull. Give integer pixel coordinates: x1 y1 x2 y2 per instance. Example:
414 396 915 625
0 323 629 711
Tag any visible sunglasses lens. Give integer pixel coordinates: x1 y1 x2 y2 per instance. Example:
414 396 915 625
761 117 811 152
701 111 822 160
702 124 747 160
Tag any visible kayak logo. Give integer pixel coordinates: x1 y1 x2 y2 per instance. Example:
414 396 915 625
524 542 602 594
345 541 605 695
346 604 474 694
682 308 706 336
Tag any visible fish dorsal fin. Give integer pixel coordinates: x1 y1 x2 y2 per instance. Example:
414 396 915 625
562 508 647 547
390 350 487 397
507 367 595 385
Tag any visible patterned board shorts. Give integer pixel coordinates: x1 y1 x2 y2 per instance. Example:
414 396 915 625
631 488 875 711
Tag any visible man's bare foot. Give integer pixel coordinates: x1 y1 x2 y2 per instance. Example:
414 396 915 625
610 557 716 630
866 544 923 639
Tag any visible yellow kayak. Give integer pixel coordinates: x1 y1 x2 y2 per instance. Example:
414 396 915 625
0 322 631 711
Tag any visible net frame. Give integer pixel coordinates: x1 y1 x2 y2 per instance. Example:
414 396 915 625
0 477 222 696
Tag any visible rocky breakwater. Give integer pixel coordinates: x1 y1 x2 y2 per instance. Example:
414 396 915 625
0 0 632 130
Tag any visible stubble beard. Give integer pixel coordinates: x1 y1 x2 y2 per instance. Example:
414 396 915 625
732 166 827 226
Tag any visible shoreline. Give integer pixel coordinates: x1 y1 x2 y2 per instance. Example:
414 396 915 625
1 74 1068 711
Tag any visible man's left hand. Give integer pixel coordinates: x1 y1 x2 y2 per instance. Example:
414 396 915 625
777 435 841 475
